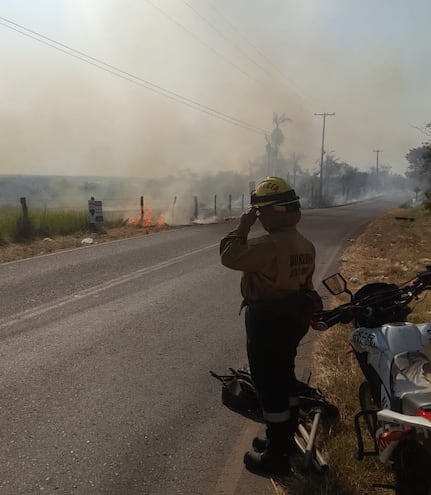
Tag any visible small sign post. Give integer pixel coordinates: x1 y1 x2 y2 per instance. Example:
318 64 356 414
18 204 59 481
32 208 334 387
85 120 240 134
88 197 104 232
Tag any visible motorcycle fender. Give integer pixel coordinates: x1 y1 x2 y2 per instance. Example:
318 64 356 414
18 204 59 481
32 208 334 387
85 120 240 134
376 409 431 465
377 408 431 430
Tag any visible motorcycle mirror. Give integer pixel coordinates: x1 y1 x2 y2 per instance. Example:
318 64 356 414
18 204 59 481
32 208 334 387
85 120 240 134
323 273 352 298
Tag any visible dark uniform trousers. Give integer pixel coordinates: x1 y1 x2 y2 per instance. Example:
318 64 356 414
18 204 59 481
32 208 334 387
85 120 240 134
245 293 312 453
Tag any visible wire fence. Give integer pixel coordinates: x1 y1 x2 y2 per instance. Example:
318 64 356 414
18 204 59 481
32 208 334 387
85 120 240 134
0 193 248 227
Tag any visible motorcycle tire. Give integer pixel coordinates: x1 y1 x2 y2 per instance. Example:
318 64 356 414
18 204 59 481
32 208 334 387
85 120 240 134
393 439 431 495
358 380 378 438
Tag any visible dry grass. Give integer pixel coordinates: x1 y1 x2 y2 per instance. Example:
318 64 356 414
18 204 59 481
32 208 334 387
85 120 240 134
277 205 431 495
0 224 172 263
338 207 431 287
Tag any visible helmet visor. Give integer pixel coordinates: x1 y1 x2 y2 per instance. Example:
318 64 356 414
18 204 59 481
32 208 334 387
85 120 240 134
250 189 299 207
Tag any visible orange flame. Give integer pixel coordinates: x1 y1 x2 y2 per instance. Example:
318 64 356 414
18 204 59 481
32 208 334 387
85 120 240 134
126 206 166 229
156 214 165 228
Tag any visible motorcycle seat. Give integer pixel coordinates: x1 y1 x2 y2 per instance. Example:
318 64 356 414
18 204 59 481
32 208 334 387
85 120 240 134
391 351 431 415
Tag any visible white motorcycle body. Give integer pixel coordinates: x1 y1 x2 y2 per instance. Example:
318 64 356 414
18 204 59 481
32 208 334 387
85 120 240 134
350 322 431 463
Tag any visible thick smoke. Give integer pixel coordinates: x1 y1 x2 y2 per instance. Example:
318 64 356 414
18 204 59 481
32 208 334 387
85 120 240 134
0 0 429 180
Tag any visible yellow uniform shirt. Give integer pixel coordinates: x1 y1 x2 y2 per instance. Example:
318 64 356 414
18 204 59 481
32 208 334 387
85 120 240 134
220 225 316 303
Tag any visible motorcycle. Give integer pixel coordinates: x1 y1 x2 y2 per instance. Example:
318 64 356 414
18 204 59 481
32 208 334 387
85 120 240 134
311 266 431 495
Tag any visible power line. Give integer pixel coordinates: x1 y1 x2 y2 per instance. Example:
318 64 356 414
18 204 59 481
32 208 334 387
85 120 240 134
0 16 265 134
205 0 316 107
0 15 268 134
182 0 272 80
180 1 357 156
142 0 264 88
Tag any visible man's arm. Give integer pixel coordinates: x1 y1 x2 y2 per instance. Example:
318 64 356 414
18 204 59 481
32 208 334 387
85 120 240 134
220 210 268 271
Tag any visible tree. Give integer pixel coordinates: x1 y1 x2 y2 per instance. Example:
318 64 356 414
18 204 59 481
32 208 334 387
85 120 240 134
271 113 290 149
266 113 292 175
413 122 431 138
288 152 302 188
406 145 431 185
407 121 431 185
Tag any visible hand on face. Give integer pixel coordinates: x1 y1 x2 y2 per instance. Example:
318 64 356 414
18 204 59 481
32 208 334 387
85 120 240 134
239 208 257 229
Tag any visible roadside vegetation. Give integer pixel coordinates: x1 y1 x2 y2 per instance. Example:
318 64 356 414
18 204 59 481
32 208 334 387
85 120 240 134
0 206 127 241
278 204 431 495
0 206 159 263
0 207 91 242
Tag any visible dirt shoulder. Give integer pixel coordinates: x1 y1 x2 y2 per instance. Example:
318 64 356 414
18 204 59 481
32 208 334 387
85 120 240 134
334 206 431 289
0 225 172 264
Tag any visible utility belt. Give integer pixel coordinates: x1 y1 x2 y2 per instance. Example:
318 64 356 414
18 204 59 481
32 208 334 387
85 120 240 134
240 290 322 315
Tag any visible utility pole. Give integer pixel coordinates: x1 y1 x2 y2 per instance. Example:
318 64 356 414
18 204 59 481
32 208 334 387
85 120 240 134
314 112 335 206
373 149 383 189
265 139 272 175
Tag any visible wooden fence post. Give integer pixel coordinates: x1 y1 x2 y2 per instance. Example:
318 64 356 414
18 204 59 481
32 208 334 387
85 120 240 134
19 197 33 239
172 196 177 224
194 196 198 219
20 197 28 219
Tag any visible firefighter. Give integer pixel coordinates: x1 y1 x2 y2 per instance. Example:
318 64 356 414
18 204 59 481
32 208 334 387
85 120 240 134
220 176 321 475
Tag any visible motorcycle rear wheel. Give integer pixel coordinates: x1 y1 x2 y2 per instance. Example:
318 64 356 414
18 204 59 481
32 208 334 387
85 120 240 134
393 439 431 495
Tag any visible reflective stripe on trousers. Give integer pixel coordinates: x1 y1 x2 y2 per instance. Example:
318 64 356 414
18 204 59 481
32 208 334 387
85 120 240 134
263 397 300 423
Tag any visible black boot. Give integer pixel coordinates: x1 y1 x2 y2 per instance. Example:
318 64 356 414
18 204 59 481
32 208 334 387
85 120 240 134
244 449 292 475
252 435 298 454
252 412 299 453
244 422 294 475
252 436 267 453
252 425 271 452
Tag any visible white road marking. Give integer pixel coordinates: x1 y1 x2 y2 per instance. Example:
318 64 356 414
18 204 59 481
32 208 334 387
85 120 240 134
0 243 218 330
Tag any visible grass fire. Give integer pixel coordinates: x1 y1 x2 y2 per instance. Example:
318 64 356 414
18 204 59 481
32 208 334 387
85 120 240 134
126 206 166 229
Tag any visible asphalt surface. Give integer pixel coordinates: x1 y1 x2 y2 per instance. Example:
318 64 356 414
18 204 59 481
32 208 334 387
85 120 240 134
0 196 407 495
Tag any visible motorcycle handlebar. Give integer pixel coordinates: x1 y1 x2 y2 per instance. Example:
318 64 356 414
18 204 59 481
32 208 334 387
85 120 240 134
311 266 431 331
411 267 431 291
311 304 354 331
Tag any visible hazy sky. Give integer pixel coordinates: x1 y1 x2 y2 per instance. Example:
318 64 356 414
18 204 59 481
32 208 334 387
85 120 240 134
0 0 430 177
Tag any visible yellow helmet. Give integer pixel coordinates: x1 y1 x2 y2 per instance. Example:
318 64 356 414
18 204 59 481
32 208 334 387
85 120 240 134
250 176 299 208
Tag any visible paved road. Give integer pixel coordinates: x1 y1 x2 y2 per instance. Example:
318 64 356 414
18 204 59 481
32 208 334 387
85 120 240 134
0 196 406 494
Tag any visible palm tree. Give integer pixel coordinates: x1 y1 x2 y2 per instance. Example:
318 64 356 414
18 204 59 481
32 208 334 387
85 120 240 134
270 113 291 174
